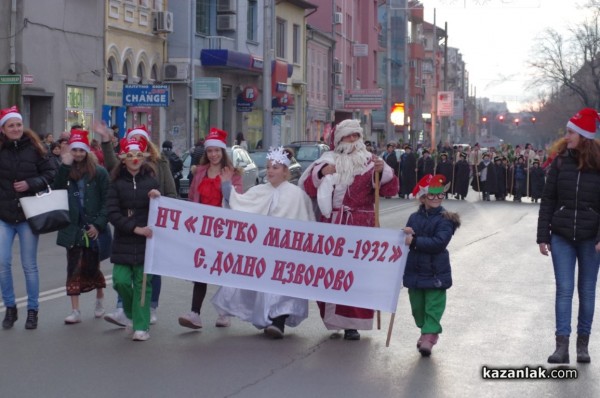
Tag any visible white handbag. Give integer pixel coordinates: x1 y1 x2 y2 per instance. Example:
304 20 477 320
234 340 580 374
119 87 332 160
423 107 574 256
19 186 70 234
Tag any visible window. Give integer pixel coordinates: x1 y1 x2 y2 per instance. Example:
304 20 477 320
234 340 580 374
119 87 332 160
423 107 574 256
292 24 300 64
196 0 210 35
276 18 286 58
247 0 258 41
65 86 95 131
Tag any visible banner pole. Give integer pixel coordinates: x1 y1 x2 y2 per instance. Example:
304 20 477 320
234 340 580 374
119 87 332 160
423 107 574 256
386 313 396 347
374 169 381 330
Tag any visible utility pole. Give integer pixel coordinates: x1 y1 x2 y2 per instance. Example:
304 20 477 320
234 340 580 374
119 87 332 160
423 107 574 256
262 0 274 149
386 1 392 143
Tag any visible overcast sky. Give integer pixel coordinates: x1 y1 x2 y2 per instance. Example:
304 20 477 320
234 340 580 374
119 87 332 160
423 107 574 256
423 0 591 111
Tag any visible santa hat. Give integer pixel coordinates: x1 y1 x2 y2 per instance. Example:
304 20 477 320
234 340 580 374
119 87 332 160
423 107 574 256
333 119 363 147
204 127 227 149
126 125 150 142
411 174 449 199
266 146 291 167
119 137 148 156
68 129 90 152
0 106 22 127
566 108 600 139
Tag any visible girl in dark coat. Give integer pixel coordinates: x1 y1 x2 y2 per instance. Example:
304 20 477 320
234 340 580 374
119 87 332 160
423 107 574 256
493 156 507 201
107 137 160 341
452 152 470 200
53 130 109 324
403 174 461 357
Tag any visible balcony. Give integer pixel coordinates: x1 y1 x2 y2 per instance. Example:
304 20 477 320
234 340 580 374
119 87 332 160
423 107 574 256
409 42 425 60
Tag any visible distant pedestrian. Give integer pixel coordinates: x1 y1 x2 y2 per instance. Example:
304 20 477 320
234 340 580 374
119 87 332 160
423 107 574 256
403 174 461 357
235 132 248 150
537 107 600 364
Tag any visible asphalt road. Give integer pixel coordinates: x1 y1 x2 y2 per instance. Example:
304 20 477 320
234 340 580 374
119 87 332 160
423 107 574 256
1 194 597 398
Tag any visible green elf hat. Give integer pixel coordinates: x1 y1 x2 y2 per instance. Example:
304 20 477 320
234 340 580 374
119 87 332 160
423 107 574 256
428 174 449 195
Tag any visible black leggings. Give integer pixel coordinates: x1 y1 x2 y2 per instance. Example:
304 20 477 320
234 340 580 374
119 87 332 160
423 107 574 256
191 282 207 313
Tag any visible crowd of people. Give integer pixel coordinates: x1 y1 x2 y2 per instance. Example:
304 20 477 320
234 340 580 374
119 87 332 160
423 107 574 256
1 105 600 363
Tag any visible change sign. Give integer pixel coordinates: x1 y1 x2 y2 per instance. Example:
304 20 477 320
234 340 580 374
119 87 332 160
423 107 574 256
123 84 169 107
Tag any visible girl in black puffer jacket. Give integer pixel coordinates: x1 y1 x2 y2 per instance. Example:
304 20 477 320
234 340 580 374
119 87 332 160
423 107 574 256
107 137 160 341
537 107 600 365
403 174 461 357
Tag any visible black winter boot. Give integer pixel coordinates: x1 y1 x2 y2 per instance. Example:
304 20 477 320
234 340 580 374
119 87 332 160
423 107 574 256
548 335 569 364
25 309 38 330
577 335 591 363
2 306 18 329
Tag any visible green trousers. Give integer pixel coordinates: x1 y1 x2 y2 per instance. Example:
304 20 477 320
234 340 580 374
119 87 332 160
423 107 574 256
113 264 152 332
408 288 446 334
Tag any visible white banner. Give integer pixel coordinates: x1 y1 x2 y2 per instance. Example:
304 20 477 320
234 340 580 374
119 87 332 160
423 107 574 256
144 197 408 313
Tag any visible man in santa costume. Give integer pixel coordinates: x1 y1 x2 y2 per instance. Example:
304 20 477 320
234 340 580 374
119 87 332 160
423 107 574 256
299 118 399 340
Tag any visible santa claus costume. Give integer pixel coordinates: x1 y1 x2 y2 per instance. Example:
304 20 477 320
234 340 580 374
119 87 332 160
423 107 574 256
299 119 399 340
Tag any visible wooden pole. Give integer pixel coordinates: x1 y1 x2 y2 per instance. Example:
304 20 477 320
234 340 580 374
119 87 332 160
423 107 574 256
386 313 396 347
374 169 381 330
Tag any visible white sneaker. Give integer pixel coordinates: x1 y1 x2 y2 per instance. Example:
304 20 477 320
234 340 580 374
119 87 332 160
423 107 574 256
94 299 105 318
150 308 157 325
64 310 81 324
178 311 202 329
132 330 150 341
215 315 231 327
104 308 127 327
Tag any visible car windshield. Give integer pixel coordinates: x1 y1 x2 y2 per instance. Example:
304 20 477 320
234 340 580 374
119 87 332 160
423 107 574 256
249 151 268 168
295 146 320 162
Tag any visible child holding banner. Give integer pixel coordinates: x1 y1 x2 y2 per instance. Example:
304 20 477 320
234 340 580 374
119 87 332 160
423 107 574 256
107 137 160 341
177 127 243 330
211 146 315 339
403 174 461 356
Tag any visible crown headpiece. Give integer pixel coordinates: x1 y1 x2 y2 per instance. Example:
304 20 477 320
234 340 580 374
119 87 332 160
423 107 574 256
266 146 291 167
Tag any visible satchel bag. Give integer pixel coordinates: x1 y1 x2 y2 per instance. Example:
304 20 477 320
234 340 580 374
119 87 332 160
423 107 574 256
19 186 70 234
92 227 113 262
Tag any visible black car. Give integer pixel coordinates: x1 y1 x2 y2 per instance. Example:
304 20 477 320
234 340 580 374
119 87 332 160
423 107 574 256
249 148 302 185
287 141 330 171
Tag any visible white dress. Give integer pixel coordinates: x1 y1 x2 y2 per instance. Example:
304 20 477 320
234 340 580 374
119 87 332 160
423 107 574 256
211 181 315 329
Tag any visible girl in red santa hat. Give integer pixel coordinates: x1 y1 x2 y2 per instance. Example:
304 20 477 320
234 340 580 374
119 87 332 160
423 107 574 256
537 107 600 364
52 129 110 324
106 137 161 341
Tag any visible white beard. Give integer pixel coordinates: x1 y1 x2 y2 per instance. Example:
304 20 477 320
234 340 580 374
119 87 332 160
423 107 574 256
334 141 371 185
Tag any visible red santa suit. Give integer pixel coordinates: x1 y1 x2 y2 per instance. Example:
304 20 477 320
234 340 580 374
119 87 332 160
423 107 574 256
299 121 399 330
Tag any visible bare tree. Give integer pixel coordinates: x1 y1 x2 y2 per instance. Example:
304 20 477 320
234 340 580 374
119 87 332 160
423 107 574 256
528 8 600 110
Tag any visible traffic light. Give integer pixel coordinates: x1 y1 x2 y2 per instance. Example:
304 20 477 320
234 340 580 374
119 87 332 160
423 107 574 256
498 115 505 123
531 117 536 124
390 102 405 126
514 118 520 127
481 116 488 123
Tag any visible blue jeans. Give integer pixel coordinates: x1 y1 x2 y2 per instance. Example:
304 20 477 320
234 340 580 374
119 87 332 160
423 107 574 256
551 234 600 336
0 220 40 310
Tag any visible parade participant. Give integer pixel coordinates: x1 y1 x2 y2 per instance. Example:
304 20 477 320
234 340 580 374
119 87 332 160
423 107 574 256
537 108 600 364
177 127 243 330
452 152 470 200
93 122 176 326
399 144 417 199
493 156 507 201
403 174 460 356
435 152 453 199
53 130 109 324
299 118 398 340
417 148 434 181
107 137 160 341
383 143 399 198
161 140 183 195
212 147 315 339
468 143 482 173
472 152 496 201
0 106 56 330
529 159 545 203
512 155 527 202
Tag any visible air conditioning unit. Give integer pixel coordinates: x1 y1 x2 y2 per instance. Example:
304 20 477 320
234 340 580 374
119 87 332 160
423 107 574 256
334 73 343 86
333 59 342 73
217 14 236 31
217 0 237 13
334 12 343 25
162 63 189 81
153 11 173 33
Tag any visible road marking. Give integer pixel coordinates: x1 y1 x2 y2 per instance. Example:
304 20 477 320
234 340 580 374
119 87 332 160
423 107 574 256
0 276 114 312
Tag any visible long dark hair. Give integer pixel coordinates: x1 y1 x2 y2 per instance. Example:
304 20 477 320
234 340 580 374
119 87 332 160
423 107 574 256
110 158 157 182
69 152 97 181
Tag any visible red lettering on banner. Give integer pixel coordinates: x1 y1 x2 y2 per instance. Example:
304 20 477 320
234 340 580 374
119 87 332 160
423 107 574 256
210 251 265 278
270 260 354 291
199 215 256 243
262 228 346 257
184 216 199 233
352 239 392 262
194 248 206 268
154 207 182 230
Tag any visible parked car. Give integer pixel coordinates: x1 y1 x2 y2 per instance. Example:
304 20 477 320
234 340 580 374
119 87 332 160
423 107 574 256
287 141 330 171
178 145 259 199
379 148 405 162
249 148 302 185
